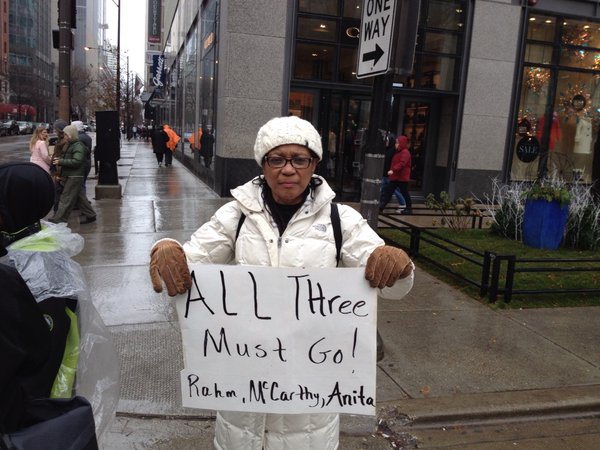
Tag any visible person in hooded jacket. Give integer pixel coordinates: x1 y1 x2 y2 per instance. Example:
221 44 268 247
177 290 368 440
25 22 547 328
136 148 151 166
148 116 414 450
49 125 97 225
380 135 413 215
380 131 406 212
199 126 214 168
0 163 115 449
163 124 180 166
151 124 169 167
0 162 53 433
71 121 93 198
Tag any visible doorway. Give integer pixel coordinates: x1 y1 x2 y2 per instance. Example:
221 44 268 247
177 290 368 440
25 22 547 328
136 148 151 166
396 97 440 199
321 94 372 201
290 88 440 202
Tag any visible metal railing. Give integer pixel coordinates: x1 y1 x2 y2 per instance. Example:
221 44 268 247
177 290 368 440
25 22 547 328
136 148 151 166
378 212 600 303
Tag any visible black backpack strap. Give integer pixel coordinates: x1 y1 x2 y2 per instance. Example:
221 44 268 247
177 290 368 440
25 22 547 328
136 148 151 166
235 212 246 241
330 203 342 267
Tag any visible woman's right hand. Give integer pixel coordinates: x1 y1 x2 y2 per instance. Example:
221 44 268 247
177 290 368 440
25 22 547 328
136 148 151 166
149 240 192 296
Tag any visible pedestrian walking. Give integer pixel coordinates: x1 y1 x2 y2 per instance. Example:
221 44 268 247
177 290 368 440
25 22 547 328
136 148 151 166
151 124 169 167
380 131 406 212
163 124 180 166
188 127 202 153
71 121 93 196
380 135 412 215
29 126 52 174
148 116 414 450
49 125 97 225
199 126 214 168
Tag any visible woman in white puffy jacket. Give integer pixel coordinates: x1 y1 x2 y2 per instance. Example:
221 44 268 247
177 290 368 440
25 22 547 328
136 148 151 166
150 116 414 450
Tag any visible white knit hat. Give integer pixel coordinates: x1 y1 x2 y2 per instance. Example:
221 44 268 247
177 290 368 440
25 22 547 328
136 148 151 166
253 116 323 165
63 124 79 141
71 120 84 132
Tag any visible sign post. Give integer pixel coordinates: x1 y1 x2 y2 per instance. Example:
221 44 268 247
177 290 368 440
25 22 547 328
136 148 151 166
357 0 421 229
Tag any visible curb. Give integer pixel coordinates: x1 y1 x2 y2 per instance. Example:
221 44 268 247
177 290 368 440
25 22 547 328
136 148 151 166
377 384 600 428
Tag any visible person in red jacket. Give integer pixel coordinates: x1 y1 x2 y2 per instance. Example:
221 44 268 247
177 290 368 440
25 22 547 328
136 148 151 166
380 135 412 215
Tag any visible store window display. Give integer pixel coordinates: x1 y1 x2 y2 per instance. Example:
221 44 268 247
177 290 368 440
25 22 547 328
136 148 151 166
512 13 600 185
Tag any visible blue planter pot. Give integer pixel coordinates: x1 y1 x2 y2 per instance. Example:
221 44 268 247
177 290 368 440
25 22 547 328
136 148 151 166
522 199 569 249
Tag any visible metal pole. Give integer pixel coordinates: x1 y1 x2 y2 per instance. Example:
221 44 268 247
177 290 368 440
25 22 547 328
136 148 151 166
116 1 121 127
125 55 130 139
58 0 72 120
360 72 394 230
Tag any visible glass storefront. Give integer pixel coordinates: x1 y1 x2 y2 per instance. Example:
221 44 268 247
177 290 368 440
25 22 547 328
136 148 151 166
155 0 470 198
183 32 197 155
156 0 219 177
512 13 600 184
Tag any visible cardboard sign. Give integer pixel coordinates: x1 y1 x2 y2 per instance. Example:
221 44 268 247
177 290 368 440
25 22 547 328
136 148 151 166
175 264 377 415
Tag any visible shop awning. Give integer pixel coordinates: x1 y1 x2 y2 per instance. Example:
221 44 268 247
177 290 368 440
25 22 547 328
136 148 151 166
0 103 37 117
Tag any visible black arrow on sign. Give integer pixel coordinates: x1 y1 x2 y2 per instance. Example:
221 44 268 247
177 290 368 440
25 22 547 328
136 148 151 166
362 44 384 65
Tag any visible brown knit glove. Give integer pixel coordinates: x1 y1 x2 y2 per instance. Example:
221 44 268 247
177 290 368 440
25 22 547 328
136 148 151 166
149 240 192 296
365 246 412 289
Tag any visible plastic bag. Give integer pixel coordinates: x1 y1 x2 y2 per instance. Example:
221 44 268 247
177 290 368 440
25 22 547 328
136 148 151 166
2 221 120 439
7 221 86 301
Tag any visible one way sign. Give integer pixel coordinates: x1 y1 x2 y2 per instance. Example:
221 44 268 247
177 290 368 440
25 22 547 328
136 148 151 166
356 0 398 78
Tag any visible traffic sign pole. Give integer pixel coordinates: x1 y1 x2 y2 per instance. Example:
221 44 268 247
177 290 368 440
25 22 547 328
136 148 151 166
358 0 420 229
360 72 395 229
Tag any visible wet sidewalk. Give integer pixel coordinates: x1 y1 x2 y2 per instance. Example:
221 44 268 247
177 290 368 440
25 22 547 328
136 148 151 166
72 139 600 449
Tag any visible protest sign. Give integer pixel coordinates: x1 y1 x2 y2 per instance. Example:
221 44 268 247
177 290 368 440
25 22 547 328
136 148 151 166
175 264 377 415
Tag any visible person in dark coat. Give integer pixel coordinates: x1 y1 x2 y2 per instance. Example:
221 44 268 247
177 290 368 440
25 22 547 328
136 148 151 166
0 162 53 432
151 124 169 167
199 127 214 168
71 121 93 197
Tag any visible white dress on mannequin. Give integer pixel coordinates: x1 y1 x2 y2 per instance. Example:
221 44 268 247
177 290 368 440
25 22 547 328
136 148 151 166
574 117 593 154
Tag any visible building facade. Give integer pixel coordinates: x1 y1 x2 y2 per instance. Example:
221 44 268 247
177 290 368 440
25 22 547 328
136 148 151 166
149 0 600 201
8 0 53 122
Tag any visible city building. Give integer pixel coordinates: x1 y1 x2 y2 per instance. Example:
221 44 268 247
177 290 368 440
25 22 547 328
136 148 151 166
147 0 600 201
7 0 53 122
0 0 9 107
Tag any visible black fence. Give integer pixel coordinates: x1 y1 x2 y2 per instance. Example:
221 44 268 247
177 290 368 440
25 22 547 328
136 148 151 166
378 213 600 303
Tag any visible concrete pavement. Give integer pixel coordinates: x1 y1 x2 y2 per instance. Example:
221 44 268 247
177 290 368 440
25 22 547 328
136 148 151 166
67 138 600 448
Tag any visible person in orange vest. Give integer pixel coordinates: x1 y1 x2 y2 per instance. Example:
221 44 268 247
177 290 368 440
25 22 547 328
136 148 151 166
188 128 202 153
163 124 180 167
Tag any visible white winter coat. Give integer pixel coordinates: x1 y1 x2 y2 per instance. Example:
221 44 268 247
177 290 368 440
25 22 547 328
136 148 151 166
181 176 414 450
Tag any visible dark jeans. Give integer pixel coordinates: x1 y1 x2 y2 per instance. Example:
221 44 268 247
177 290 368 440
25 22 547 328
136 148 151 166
164 150 173 165
380 180 412 212
381 177 405 206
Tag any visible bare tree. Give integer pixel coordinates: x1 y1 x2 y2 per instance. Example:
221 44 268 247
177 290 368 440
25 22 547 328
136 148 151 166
71 65 96 121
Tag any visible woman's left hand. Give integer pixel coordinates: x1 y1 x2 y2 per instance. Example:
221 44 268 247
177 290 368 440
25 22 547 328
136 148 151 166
365 245 412 289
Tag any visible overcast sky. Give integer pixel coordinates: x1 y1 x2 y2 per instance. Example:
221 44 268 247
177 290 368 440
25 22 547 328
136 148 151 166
105 0 147 76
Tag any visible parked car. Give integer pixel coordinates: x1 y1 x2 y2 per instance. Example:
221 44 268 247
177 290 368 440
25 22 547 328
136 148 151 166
2 120 19 136
17 121 33 135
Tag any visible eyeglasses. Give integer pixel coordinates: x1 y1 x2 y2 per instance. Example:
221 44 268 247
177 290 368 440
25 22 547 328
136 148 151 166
264 156 313 169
